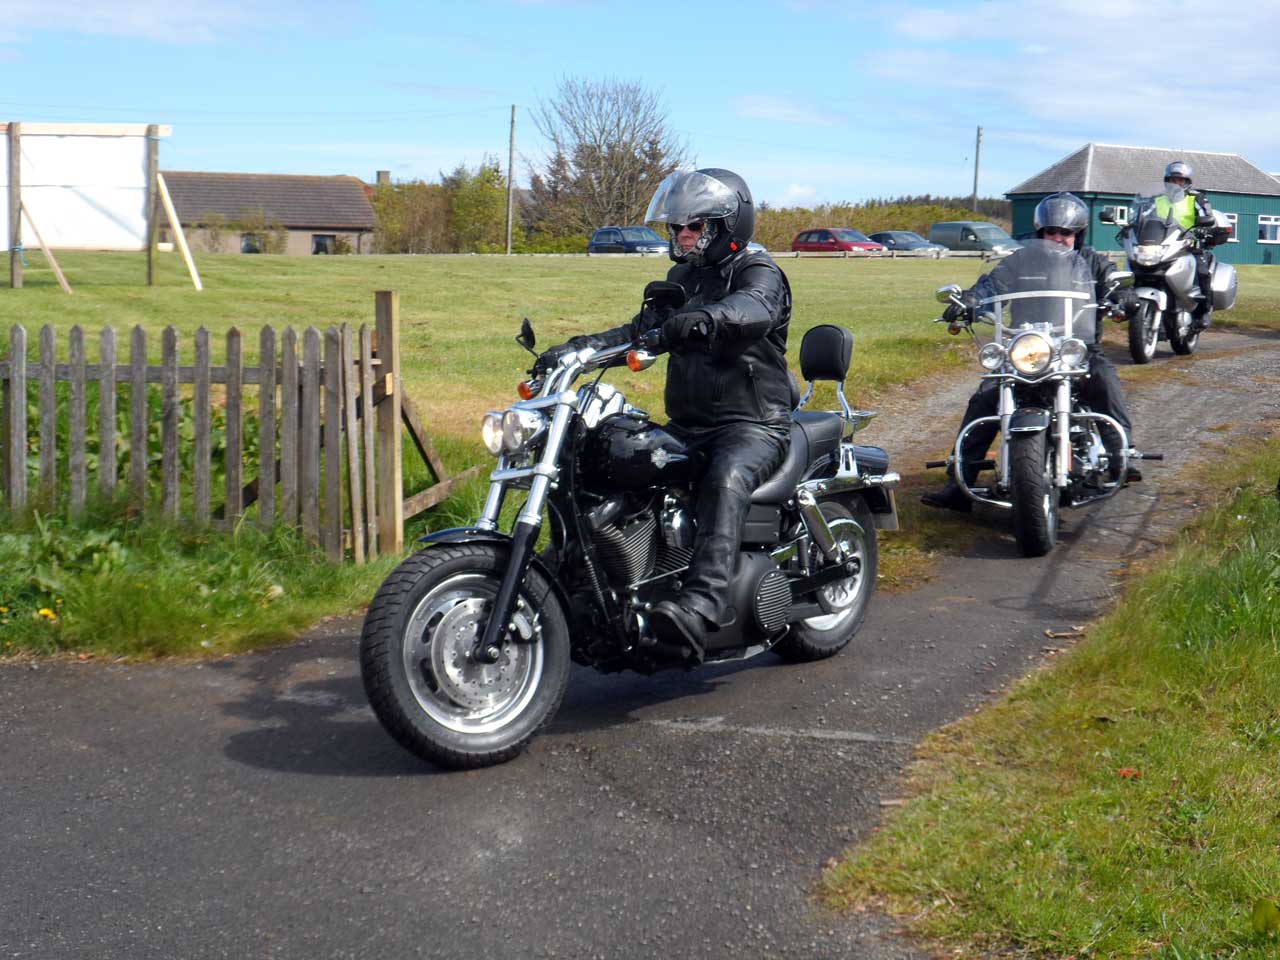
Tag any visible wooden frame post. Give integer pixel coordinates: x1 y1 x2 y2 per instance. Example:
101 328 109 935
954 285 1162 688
8 122 19 289
145 124 157 286
375 291 403 553
155 172 201 291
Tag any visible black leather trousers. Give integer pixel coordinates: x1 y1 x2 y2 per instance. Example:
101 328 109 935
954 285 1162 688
955 351 1132 483
669 420 790 624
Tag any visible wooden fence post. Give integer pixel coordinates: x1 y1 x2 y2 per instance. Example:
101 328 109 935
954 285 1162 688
323 326 342 560
160 327 179 519
99 327 116 498
279 328 299 527
257 326 276 531
341 325 365 564
38 325 56 500
224 328 243 524
299 327 321 544
69 327 86 516
359 324 378 558
129 326 147 509
193 327 211 523
375 291 403 553
6 324 26 508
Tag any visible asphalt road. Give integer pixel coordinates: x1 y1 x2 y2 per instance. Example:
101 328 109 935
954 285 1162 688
3 328 1279 960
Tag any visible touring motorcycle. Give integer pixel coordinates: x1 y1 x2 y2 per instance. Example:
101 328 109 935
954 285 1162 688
1101 193 1236 364
360 282 900 769
926 244 1161 557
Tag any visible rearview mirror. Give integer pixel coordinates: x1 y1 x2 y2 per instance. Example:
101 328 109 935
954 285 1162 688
1109 270 1134 287
1099 207 1117 224
643 280 686 312
935 284 962 304
516 317 536 353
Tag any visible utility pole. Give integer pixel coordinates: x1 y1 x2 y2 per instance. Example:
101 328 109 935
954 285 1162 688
505 104 516 256
971 125 982 213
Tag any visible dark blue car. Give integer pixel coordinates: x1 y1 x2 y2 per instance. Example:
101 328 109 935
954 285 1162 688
587 226 668 255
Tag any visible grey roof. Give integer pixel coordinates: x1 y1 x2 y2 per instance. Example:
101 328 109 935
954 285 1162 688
1007 144 1280 197
160 171 375 229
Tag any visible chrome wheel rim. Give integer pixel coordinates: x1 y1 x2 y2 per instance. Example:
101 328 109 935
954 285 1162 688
402 573 544 735
803 517 868 631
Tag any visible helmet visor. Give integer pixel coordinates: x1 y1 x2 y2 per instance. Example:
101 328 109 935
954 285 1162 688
645 171 739 227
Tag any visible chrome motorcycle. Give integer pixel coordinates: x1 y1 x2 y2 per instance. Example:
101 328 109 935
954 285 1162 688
1102 194 1236 363
360 283 900 769
927 268 1160 557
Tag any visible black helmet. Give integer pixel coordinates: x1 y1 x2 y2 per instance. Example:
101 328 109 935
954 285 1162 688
1164 160 1193 185
1033 192 1089 248
645 167 754 266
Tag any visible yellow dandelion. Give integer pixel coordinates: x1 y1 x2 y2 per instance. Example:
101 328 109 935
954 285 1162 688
37 608 58 621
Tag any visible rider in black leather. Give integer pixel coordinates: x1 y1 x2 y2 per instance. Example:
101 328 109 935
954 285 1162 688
540 169 791 659
922 193 1139 513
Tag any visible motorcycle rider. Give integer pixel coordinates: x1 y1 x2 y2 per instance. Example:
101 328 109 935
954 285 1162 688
1154 160 1219 330
921 192 1140 513
537 169 792 660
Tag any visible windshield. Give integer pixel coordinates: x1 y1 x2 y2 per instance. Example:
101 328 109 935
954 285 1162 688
833 228 872 243
971 223 1014 240
972 239 1097 342
620 227 662 242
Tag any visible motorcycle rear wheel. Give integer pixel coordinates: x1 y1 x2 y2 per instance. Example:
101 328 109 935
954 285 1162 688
773 498 877 662
1010 430 1058 557
1127 303 1159 364
360 543 571 769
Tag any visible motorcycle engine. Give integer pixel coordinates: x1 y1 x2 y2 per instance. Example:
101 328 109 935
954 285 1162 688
585 494 695 588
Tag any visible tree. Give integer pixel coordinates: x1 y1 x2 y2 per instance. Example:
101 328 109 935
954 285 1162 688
371 179 450 253
446 158 508 252
531 76 687 234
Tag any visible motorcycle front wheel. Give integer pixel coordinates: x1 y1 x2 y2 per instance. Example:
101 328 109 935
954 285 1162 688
360 543 571 769
1127 302 1159 364
773 497 877 662
1010 430 1058 557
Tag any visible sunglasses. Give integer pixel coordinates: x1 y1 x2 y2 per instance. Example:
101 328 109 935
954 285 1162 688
673 220 706 233
1043 226 1078 237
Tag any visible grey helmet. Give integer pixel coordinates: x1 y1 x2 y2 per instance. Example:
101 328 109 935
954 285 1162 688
1164 160 1193 185
645 168 754 267
1033 192 1089 248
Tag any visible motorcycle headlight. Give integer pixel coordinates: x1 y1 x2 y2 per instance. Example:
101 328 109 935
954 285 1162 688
481 411 504 456
1008 332 1052 375
978 342 1006 371
1133 244 1163 266
501 408 547 454
1059 338 1088 368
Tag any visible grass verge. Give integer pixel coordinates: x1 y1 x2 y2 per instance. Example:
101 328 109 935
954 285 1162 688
823 435 1280 958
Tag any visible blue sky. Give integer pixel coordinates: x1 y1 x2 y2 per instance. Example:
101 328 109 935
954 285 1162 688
3 0 1277 207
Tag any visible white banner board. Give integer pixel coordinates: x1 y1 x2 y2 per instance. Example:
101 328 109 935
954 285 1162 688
2 124 169 252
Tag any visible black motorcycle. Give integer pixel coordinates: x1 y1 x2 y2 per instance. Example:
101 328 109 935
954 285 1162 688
360 283 900 769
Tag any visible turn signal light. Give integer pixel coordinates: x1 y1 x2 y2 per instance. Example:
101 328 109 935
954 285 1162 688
626 350 643 371
517 380 534 400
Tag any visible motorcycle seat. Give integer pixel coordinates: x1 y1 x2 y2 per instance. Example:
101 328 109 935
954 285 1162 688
751 411 844 504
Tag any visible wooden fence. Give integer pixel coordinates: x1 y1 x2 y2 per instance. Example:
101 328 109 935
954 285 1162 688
0 290 478 563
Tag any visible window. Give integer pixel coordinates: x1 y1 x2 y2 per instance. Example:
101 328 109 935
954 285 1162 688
240 233 264 254
312 234 336 255
1222 213 1238 242
1259 215 1280 243
1112 206 1129 225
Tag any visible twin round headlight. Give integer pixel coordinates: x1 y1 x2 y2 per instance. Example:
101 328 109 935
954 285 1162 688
481 409 547 456
1008 332 1053 374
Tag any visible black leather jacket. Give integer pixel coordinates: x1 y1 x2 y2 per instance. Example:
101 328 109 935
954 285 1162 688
575 249 792 432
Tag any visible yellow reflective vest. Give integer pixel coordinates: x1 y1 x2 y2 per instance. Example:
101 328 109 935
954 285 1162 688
1154 193 1197 229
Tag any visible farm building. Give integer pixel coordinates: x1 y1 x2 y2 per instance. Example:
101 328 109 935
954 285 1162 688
158 171 375 255
1007 144 1280 265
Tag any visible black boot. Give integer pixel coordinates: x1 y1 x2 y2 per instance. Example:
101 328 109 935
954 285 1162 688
650 601 710 663
920 480 972 513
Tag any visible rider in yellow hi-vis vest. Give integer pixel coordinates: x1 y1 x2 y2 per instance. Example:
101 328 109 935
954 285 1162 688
1158 160 1220 329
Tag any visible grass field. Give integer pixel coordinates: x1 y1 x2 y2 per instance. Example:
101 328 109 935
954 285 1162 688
824 437 1280 959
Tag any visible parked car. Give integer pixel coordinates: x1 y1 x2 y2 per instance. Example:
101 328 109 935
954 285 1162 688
790 228 885 253
867 230 948 257
587 225 668 254
746 240 767 253
926 221 1021 256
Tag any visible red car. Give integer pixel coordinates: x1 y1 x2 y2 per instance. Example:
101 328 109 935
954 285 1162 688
790 227 885 253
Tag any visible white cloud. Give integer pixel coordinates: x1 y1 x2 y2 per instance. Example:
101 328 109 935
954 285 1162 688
785 184 818 200
731 95 844 127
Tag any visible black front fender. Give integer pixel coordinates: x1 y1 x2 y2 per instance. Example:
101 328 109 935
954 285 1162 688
415 527 572 618
1008 407 1051 434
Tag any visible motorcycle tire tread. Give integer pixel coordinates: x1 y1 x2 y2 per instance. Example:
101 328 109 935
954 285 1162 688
1127 304 1157 365
360 543 571 771
1009 431 1057 557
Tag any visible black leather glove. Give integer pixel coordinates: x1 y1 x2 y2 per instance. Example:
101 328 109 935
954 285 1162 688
532 342 577 376
942 291 978 323
662 308 714 349
1111 287 1142 317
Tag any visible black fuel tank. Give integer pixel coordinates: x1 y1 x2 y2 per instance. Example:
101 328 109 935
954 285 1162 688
578 413 702 493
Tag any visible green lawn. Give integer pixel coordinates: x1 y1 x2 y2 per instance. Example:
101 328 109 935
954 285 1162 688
824 437 1280 959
